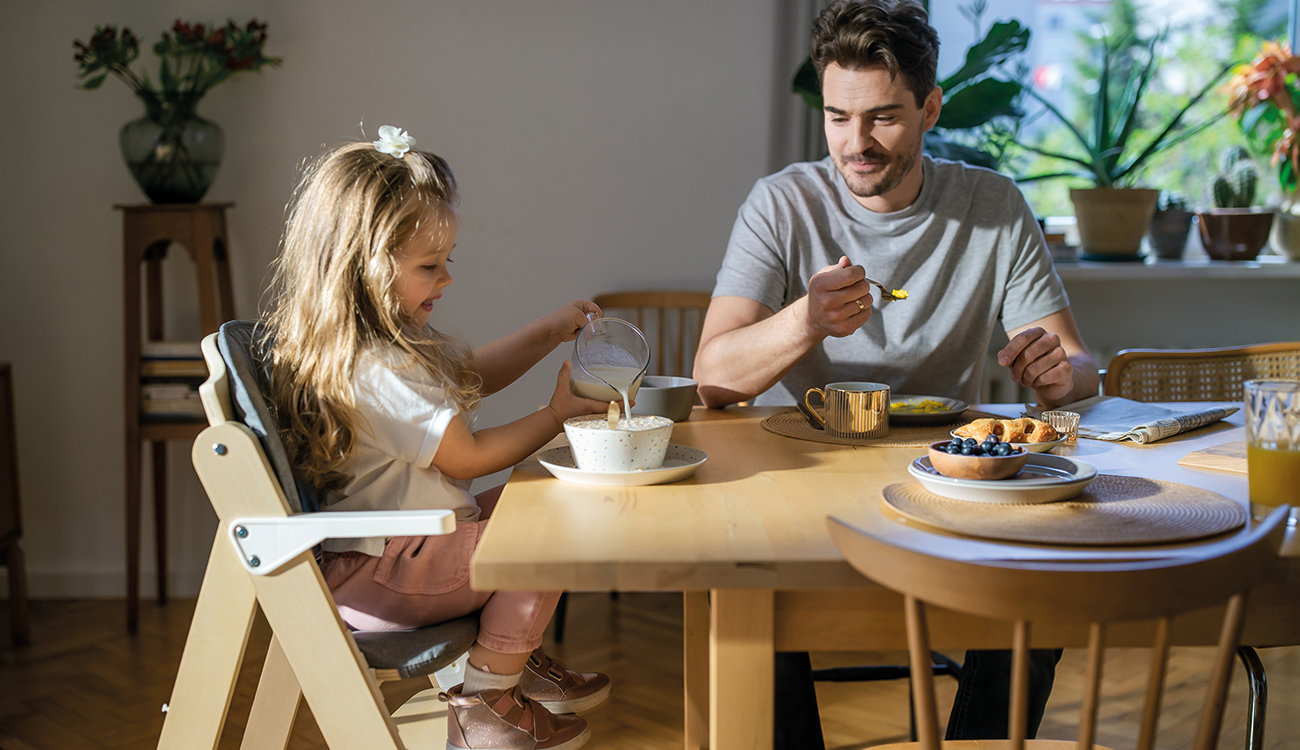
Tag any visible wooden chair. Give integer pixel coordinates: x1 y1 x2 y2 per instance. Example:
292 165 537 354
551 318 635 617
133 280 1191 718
591 291 712 378
157 322 477 750
1103 341 1300 748
827 507 1291 750
1103 342 1300 402
0 363 29 646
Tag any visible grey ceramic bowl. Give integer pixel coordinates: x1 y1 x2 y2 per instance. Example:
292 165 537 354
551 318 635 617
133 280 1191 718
631 376 699 422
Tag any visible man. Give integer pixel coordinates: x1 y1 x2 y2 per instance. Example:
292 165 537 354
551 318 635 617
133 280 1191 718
693 0 1098 744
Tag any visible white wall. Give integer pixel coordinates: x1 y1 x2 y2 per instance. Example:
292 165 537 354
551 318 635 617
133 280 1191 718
0 0 806 597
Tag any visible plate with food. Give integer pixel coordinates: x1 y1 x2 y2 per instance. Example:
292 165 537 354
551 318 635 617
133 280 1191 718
888 395 969 426
951 417 1065 453
908 453 1097 504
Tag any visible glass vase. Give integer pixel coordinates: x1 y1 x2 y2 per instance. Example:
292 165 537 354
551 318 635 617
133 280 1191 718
119 92 224 203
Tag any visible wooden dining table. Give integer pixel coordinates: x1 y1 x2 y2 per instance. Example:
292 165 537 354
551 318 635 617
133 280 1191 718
470 403 1300 750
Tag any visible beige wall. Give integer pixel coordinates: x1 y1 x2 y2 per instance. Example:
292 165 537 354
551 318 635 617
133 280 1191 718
0 0 806 596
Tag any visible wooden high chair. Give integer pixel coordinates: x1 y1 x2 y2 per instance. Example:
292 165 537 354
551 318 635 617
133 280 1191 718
157 321 477 750
827 507 1291 750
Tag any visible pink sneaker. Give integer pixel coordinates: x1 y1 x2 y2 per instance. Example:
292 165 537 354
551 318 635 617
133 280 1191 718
519 648 612 713
441 685 589 750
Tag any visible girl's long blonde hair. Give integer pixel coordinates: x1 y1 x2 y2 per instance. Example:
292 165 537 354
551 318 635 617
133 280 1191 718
266 141 481 490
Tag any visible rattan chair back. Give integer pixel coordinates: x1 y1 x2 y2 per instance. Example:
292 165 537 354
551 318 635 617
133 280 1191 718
1103 342 1300 402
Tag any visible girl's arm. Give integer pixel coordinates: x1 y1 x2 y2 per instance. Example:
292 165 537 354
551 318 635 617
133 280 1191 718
474 300 600 395
432 361 606 480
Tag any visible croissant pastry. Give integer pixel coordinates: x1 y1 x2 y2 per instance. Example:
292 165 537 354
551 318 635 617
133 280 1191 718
954 417 1058 444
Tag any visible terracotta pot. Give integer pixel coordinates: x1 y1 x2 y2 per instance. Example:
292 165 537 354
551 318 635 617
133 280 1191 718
1196 209 1274 261
1146 208 1193 259
1269 209 1300 262
1070 187 1159 258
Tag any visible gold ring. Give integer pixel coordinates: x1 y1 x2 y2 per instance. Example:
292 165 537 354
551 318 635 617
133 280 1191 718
854 299 865 311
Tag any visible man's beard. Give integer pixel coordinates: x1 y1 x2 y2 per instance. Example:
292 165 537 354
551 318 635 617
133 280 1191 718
833 127 923 200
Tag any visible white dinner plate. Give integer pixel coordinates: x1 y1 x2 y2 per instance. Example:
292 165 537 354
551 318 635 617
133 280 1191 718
949 428 1066 454
908 454 1097 504
537 445 707 486
889 395 969 426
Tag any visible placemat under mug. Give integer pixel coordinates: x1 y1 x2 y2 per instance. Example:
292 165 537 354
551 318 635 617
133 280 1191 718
1177 439 1247 475
762 409 1000 448
881 474 1248 546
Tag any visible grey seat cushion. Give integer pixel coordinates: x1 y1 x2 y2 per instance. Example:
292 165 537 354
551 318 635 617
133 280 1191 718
216 320 478 679
352 613 481 680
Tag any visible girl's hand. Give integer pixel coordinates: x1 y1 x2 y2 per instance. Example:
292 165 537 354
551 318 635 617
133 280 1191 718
546 300 603 345
548 361 610 423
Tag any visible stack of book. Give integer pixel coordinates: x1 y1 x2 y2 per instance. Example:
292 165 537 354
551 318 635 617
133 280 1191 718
140 341 207 419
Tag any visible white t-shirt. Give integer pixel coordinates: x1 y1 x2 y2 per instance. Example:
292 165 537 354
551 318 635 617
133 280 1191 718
319 345 478 555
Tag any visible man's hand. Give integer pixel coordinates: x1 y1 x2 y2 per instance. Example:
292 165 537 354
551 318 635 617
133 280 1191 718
806 256 873 338
998 327 1075 404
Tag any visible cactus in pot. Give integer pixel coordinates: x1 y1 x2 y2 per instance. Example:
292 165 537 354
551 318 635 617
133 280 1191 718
1198 146 1272 260
1212 146 1258 208
1147 190 1193 259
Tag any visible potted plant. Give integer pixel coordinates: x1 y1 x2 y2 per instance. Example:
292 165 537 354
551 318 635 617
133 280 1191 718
73 20 280 203
1147 191 1193 259
1013 35 1232 259
1196 147 1274 261
1227 40 1300 260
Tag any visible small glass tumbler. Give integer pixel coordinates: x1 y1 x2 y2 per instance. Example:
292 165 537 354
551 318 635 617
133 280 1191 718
1244 379 1300 511
1041 410 1081 445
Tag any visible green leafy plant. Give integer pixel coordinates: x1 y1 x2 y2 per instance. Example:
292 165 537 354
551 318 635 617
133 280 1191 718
1014 33 1233 188
73 19 280 99
792 17 1031 170
1212 146 1260 207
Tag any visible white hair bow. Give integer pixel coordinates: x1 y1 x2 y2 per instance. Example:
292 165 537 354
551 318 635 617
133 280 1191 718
373 125 416 157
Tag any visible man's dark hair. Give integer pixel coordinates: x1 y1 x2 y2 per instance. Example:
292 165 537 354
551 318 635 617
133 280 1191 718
811 0 940 108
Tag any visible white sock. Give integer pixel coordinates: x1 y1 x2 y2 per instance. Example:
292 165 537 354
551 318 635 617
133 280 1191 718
461 663 522 695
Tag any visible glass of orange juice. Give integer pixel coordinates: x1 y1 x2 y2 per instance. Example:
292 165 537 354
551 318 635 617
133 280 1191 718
1244 379 1300 514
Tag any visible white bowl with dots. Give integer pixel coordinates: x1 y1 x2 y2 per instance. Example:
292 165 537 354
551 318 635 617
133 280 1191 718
563 414 674 472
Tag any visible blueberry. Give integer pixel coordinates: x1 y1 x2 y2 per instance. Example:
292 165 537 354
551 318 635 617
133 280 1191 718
961 446 974 455
986 435 1000 445
949 438 964 448
994 444 1010 456
964 438 978 448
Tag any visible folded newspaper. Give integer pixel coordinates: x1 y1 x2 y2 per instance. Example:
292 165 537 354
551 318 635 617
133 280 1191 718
1028 395 1239 444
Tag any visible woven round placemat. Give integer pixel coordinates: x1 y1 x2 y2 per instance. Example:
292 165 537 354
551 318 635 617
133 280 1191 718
761 409 1000 448
882 475 1248 546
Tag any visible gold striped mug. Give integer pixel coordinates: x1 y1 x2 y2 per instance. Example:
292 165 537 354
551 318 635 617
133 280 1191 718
802 382 890 439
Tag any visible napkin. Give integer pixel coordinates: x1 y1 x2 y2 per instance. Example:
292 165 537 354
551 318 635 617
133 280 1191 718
1027 395 1238 444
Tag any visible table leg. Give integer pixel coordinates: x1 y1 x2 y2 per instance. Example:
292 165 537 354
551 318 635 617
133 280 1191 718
125 435 141 634
153 440 168 605
710 589 774 750
684 592 710 750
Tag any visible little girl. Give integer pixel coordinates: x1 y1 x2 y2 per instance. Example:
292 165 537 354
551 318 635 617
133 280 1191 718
265 126 610 750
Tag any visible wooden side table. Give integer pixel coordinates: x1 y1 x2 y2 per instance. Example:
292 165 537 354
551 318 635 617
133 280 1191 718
118 203 235 634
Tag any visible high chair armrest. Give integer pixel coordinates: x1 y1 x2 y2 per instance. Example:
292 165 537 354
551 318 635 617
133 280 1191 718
227 510 456 575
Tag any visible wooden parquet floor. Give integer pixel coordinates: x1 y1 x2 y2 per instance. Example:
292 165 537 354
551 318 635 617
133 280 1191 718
1 594 1297 750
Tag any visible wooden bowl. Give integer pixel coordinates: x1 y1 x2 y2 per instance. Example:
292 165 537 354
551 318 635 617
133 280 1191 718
927 441 1029 481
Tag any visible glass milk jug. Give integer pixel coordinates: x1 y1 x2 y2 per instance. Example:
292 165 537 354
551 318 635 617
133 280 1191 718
570 315 650 414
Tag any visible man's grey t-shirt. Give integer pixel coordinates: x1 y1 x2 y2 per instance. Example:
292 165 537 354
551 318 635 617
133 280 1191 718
712 155 1069 406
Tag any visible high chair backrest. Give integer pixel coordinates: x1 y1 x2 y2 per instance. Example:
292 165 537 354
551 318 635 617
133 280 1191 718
592 290 711 378
200 319 320 512
1103 342 1300 402
827 507 1290 750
